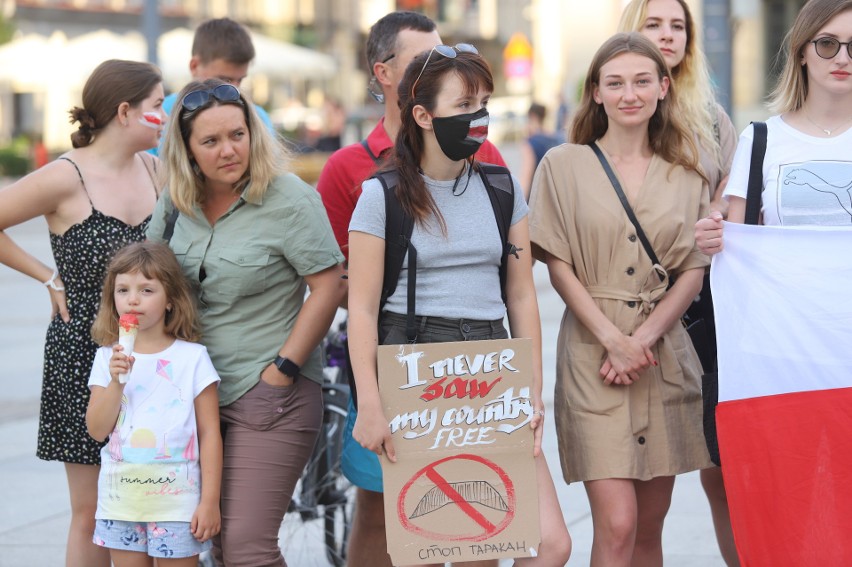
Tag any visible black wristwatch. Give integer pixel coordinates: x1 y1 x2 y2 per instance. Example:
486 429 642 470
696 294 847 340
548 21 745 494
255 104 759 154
274 356 300 380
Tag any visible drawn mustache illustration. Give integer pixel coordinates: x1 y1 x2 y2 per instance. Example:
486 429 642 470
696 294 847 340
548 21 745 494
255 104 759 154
409 480 509 519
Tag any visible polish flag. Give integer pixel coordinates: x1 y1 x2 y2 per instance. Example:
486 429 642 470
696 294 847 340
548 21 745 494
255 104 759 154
711 222 852 567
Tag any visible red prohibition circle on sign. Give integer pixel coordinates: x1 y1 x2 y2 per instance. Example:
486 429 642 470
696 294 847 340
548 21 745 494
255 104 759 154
397 453 516 542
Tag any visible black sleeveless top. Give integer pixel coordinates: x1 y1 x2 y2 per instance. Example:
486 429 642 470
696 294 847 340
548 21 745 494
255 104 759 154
37 155 157 464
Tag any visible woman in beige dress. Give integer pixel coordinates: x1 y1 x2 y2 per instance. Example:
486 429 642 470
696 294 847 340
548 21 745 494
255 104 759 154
528 32 711 567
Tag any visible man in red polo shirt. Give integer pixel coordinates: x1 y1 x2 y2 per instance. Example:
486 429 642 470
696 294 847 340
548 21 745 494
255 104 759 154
317 11 505 260
317 10 505 567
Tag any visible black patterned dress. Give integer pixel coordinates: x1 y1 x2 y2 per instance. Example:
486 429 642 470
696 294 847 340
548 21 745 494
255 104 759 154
36 157 154 464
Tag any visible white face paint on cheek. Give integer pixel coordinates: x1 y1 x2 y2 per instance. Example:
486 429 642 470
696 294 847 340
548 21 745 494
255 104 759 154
139 112 163 130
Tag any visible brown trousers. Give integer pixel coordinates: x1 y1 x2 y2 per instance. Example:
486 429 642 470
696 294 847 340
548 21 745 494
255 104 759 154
212 378 322 566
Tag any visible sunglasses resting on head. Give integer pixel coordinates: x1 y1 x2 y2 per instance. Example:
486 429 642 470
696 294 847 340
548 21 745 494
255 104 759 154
180 84 243 112
411 43 479 97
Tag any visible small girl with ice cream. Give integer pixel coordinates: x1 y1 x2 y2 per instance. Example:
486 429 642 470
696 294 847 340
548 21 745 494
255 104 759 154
85 241 222 564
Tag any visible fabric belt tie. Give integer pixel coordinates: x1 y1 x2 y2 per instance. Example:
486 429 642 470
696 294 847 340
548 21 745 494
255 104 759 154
586 279 668 437
586 284 666 315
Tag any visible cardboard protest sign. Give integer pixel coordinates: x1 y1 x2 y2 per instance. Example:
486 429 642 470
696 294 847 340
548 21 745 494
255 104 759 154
377 338 540 564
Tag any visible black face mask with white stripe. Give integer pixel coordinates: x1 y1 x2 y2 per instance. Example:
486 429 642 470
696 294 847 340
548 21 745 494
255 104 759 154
431 107 489 161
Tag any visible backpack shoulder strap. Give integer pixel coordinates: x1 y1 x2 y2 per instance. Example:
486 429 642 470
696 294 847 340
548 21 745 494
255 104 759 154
745 121 767 226
376 170 414 313
479 163 514 196
478 163 515 305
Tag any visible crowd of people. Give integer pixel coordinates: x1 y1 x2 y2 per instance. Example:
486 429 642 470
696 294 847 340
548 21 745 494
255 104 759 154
0 0 849 565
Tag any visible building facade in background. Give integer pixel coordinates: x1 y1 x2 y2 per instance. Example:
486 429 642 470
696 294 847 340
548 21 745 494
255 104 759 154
0 0 810 151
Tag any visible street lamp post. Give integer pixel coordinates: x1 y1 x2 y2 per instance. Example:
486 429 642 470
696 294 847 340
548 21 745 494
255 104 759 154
703 0 733 115
142 0 160 67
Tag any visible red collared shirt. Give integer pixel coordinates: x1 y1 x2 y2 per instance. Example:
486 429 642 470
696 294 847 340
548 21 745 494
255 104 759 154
316 117 507 259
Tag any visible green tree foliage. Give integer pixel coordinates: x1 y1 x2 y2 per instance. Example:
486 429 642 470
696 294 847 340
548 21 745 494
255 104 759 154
0 15 15 45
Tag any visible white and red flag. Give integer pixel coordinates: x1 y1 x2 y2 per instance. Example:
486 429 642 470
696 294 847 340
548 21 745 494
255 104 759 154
711 221 852 567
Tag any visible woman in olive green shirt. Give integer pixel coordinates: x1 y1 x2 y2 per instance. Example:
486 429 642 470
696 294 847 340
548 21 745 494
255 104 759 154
147 79 346 566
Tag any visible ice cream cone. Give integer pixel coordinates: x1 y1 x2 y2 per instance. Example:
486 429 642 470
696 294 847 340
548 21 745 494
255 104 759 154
118 314 138 383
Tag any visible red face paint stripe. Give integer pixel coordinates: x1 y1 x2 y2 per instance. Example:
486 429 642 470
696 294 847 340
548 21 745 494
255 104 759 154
142 113 163 125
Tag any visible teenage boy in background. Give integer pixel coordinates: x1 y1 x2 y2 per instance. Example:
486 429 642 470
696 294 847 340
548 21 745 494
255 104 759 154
151 17 273 156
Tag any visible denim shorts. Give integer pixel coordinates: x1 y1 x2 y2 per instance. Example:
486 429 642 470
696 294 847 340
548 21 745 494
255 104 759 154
341 312 508 492
93 519 212 558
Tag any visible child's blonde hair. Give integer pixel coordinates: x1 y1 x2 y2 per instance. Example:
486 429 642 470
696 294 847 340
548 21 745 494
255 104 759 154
91 242 200 345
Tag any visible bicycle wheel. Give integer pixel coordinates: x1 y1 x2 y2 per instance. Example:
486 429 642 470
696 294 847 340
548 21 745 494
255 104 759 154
282 383 354 567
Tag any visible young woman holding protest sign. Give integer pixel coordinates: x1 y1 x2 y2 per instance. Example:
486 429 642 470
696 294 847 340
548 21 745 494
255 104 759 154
618 1 740 563
529 32 712 567
346 44 571 566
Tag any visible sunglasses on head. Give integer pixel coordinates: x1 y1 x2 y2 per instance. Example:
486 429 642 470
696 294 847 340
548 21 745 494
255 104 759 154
411 43 479 98
810 37 852 59
180 84 242 112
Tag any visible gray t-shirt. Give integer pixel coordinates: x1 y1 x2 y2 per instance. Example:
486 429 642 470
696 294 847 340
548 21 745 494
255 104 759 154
350 166 527 320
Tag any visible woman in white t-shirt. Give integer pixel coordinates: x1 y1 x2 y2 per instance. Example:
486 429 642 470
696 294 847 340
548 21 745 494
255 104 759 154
695 0 852 558
696 0 852 237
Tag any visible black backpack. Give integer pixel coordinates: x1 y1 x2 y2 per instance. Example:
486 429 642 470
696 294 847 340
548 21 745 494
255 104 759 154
371 162 518 343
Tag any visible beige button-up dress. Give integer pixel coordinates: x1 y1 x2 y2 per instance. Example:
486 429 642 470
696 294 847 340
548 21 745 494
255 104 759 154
529 143 713 483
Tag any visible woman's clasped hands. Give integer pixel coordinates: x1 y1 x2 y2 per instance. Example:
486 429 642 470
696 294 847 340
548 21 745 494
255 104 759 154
600 329 657 386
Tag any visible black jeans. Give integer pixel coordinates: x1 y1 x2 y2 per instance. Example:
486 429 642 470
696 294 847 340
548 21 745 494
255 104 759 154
379 311 509 344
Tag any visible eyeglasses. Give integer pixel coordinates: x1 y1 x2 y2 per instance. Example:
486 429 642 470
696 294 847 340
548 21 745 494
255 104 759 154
381 53 396 64
810 37 852 59
180 84 242 112
411 43 479 98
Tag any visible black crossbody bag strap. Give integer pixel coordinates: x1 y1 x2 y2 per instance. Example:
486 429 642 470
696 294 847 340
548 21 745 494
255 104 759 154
589 143 666 284
745 121 767 226
162 206 180 243
405 245 417 342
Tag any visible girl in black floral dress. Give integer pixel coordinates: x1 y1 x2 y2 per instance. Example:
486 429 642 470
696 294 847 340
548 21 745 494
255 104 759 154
0 60 164 567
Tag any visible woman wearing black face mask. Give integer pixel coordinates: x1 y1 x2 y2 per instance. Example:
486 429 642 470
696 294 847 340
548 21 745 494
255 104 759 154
345 46 572 567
